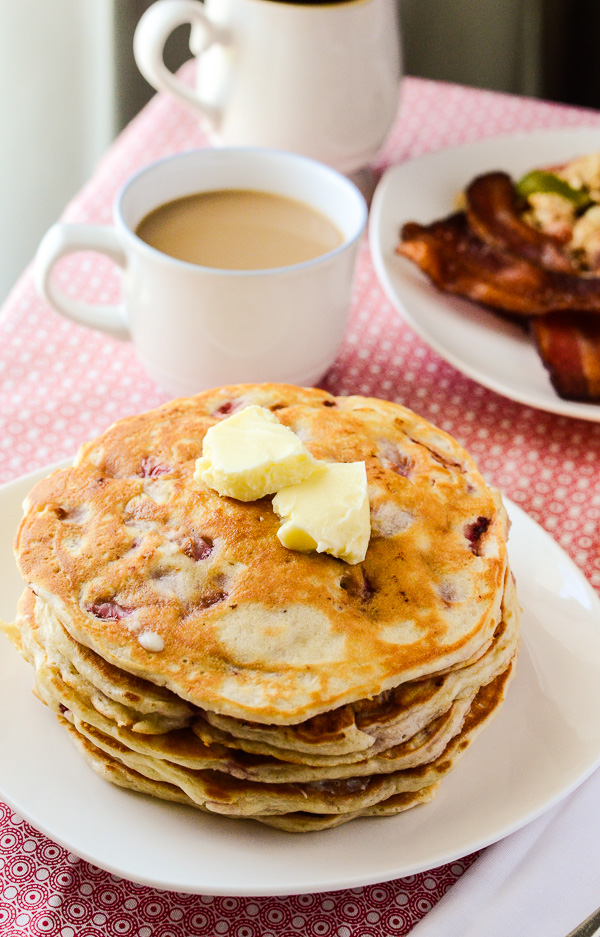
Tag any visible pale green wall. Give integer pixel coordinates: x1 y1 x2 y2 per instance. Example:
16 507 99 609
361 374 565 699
399 0 543 97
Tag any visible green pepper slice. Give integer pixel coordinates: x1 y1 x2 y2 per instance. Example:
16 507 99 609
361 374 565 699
515 169 591 209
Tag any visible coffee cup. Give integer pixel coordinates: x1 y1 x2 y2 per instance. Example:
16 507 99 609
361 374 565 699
34 147 367 397
133 0 402 175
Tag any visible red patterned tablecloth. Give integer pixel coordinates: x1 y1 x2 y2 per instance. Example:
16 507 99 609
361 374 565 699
2 71 600 935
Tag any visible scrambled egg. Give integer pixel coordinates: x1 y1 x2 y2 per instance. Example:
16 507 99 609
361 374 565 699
523 153 600 271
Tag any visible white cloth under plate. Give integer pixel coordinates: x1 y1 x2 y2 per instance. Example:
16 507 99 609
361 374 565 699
410 768 600 937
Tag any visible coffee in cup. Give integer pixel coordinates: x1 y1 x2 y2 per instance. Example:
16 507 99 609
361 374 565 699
135 189 343 270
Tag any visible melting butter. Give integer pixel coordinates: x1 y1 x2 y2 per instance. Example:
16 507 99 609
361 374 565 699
195 405 318 501
273 462 370 565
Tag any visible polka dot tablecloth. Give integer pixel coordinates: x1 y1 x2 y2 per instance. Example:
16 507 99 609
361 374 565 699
2 69 600 935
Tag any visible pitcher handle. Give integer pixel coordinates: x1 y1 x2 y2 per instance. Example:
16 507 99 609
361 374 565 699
134 0 229 130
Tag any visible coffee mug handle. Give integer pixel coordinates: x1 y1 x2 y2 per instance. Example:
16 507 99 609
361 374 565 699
133 0 227 130
34 223 130 341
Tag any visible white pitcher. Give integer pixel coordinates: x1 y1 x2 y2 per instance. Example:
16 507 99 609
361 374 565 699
134 0 402 175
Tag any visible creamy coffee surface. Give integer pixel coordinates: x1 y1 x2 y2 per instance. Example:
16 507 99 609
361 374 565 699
135 189 343 269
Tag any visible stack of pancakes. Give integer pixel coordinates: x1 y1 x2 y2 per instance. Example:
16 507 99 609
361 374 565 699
7 384 519 831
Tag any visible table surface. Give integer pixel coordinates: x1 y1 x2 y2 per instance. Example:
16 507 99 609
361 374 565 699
2 70 600 935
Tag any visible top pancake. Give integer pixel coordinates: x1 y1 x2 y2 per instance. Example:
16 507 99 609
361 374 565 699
14 383 509 724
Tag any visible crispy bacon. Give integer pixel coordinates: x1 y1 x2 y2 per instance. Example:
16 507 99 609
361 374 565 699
399 213 600 317
397 167 600 401
465 172 574 273
532 314 600 401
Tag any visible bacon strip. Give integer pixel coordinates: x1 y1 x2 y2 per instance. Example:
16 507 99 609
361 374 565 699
466 172 574 274
397 166 600 401
398 213 600 317
532 314 600 401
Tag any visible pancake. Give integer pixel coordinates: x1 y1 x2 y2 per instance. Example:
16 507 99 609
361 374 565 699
61 723 442 832
54 663 513 820
6 383 520 830
16 589 192 734
17 569 517 785
32 650 474 784
21 566 518 763
15 383 509 725
194 569 519 762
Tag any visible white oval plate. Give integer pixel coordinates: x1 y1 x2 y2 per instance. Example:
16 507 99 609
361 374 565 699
369 127 600 421
1 464 600 895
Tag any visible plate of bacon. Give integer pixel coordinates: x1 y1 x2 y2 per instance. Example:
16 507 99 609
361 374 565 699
369 128 600 420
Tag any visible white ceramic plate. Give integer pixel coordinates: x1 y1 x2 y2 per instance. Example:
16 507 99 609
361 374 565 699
369 127 600 421
2 464 600 896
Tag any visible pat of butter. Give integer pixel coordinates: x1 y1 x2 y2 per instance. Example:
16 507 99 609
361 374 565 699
273 462 370 565
195 405 318 501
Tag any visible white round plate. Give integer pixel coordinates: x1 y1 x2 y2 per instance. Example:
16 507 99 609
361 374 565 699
369 127 600 421
2 464 600 896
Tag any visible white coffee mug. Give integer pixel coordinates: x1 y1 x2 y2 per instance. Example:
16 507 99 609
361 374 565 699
134 0 402 175
34 147 367 398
